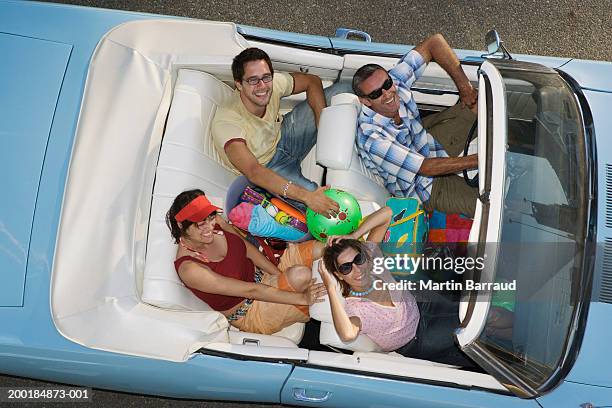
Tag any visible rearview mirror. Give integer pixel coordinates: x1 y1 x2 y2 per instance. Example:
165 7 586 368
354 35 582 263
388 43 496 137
483 29 513 59
485 30 501 54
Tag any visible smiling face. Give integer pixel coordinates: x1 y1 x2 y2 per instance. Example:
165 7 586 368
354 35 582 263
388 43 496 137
184 213 217 245
235 59 273 116
358 69 400 118
334 246 371 292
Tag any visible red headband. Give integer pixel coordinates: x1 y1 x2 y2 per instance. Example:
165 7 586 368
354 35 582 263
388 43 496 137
175 195 221 222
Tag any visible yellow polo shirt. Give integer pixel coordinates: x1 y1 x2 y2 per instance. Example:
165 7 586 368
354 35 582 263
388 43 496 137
212 72 294 174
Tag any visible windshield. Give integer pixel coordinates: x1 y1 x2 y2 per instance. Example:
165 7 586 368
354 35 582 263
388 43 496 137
478 67 588 391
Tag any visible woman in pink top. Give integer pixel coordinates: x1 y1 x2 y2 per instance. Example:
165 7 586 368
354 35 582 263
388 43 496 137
318 207 418 351
320 207 475 366
321 238 419 352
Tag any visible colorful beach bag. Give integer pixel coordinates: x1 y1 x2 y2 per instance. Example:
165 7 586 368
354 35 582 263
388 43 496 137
381 197 429 261
240 186 308 234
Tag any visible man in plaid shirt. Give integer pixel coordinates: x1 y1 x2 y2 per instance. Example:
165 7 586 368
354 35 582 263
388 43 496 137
353 34 478 216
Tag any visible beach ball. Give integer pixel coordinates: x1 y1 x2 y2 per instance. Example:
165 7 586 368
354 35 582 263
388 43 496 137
306 189 362 242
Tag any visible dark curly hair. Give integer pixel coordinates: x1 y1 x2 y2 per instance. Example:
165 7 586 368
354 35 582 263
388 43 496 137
232 47 274 83
322 239 372 297
166 189 214 244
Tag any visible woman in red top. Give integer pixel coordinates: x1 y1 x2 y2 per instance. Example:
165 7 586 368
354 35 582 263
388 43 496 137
167 189 326 334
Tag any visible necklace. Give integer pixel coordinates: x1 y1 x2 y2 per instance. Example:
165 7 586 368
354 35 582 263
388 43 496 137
349 280 377 297
179 238 209 263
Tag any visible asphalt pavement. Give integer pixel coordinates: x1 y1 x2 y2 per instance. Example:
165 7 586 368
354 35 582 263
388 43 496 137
0 375 278 407
3 0 610 407
49 0 612 61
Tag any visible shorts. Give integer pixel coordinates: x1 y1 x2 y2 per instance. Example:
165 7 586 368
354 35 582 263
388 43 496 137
231 240 315 334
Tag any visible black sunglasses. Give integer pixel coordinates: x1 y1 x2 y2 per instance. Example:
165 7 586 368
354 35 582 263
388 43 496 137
336 250 367 275
364 77 393 100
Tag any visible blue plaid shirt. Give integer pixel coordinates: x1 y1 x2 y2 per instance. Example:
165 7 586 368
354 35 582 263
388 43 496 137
357 50 448 202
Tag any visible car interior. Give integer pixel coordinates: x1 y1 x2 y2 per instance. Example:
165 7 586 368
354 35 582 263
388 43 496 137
50 19 506 392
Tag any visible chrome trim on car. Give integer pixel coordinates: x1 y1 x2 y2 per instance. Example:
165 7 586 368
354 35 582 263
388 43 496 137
462 343 537 399
334 28 372 42
489 59 556 74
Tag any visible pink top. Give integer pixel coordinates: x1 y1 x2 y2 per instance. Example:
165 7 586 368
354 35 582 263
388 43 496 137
344 243 419 352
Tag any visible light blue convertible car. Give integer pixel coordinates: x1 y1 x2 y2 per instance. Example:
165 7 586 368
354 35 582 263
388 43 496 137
1 1 611 406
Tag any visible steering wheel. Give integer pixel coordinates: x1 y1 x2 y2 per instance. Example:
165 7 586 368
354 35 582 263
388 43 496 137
462 119 479 188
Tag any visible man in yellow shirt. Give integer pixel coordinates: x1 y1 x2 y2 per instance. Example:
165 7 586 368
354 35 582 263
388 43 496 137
212 48 350 216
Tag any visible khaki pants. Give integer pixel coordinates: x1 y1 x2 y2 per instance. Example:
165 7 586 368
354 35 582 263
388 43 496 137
421 104 478 217
231 241 314 334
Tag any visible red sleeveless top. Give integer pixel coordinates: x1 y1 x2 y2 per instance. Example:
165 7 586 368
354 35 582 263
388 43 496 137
174 228 255 311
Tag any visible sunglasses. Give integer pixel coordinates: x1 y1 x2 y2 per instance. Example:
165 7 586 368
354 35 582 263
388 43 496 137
336 250 367 275
364 76 393 100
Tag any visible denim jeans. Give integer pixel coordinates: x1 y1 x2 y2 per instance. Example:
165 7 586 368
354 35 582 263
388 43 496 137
396 290 475 367
266 81 353 195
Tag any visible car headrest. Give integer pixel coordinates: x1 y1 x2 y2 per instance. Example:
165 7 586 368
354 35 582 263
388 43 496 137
316 93 361 170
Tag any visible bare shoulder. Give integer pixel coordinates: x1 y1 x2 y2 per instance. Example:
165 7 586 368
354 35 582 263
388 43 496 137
177 257 213 282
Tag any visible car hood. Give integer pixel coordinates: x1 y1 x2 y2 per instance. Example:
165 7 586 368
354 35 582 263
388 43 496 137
559 59 612 93
564 88 612 388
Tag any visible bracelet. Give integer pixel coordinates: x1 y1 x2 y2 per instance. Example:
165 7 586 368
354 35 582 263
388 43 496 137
281 180 293 198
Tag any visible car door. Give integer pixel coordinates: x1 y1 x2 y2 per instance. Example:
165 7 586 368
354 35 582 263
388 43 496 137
328 32 483 64
280 364 537 407
236 24 340 81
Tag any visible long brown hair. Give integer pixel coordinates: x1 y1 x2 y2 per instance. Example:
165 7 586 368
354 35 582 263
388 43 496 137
322 239 371 297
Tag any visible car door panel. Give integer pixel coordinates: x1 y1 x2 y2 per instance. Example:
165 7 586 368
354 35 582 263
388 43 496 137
0 343 292 402
282 366 537 407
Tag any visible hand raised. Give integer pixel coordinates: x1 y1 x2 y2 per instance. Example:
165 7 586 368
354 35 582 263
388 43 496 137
326 234 354 247
317 261 337 290
303 279 327 305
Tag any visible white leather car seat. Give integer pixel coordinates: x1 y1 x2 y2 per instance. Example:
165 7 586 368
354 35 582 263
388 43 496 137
317 93 390 207
312 93 393 351
142 69 304 344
